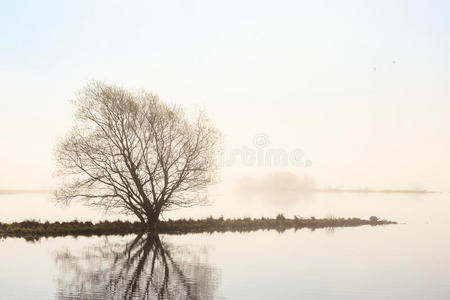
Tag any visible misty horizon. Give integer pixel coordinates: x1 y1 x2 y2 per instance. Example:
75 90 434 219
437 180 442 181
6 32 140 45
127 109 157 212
1 1 450 299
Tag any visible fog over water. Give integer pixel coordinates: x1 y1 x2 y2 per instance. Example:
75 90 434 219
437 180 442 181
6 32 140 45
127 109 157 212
1 1 450 199
1 2 450 299
2 192 450 299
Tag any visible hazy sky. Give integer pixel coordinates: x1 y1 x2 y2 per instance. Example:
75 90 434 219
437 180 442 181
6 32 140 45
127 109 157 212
1 0 449 191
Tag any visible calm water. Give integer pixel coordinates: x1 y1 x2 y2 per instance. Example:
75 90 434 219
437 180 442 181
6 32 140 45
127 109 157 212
1 192 450 299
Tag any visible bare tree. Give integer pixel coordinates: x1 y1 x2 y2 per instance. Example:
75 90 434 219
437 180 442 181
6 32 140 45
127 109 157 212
55 81 220 229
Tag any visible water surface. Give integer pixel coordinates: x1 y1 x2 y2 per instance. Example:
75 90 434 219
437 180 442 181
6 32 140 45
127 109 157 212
1 192 450 299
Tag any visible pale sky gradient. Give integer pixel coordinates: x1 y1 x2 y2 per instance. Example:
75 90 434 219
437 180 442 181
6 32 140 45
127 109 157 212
1 0 449 192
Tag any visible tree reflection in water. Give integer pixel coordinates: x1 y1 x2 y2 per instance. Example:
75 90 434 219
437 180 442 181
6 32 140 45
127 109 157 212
54 233 220 299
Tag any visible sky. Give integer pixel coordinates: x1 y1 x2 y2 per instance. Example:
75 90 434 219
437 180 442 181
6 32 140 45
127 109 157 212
1 0 450 192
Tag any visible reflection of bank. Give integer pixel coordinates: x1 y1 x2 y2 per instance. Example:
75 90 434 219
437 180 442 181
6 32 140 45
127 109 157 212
54 233 220 299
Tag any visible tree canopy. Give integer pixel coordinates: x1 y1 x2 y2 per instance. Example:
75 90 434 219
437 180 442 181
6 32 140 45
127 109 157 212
55 82 220 227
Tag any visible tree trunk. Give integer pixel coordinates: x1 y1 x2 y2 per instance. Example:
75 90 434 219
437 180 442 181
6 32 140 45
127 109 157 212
145 211 161 232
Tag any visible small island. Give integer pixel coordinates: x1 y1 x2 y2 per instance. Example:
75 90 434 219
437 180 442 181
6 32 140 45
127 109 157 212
0 215 396 240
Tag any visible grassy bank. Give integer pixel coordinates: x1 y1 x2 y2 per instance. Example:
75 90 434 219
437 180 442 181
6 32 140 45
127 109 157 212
0 215 396 240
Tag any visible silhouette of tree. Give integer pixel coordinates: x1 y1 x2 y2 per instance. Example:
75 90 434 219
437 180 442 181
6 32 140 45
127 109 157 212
55 81 220 228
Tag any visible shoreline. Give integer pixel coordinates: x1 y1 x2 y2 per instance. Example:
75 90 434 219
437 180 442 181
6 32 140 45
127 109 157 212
314 188 436 194
0 189 436 195
0 215 396 240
